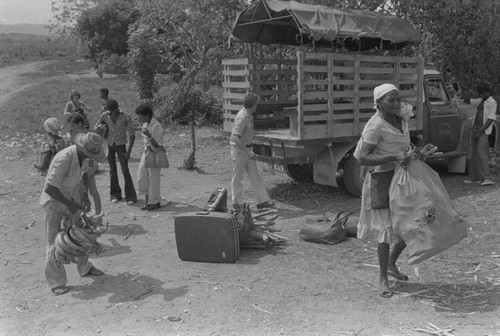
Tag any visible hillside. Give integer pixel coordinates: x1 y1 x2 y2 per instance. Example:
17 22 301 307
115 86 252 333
0 23 51 36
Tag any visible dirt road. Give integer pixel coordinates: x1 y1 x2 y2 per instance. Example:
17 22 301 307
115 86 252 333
0 62 499 336
0 61 54 107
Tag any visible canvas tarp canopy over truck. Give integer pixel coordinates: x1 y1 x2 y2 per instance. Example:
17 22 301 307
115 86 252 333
231 0 422 50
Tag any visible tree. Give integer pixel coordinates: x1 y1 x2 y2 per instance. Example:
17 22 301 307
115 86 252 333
128 0 244 169
75 0 137 69
389 0 500 92
51 0 97 35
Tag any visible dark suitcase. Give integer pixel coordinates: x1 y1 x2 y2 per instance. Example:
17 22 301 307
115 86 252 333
204 187 227 212
174 211 239 263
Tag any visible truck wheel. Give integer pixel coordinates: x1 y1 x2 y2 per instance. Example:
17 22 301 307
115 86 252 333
286 163 314 182
343 153 363 197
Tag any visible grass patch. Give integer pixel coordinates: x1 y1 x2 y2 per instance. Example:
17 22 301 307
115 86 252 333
0 59 142 136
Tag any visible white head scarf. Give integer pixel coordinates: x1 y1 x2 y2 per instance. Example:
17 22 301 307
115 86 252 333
373 83 414 121
373 83 399 107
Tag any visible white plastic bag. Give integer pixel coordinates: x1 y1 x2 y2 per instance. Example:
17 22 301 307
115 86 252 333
389 160 467 265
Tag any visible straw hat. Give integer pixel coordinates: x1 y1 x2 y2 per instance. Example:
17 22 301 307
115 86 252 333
73 132 108 163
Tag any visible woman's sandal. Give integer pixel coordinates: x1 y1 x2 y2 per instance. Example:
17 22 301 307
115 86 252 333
379 289 394 298
51 286 69 296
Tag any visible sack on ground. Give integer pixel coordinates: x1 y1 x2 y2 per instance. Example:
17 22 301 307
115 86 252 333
390 160 467 265
299 211 352 245
144 146 169 169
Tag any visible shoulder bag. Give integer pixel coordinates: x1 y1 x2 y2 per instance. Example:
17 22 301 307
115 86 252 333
299 211 352 245
370 170 394 209
144 146 169 169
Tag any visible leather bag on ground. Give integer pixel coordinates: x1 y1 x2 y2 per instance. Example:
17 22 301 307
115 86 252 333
389 160 468 265
300 211 352 245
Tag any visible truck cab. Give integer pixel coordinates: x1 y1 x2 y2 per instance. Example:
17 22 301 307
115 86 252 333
421 70 462 153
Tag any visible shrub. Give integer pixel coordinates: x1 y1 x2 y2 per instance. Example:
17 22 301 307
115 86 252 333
163 88 223 126
102 53 129 74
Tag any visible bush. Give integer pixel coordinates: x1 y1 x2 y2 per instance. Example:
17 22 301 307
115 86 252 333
164 88 223 126
102 53 129 74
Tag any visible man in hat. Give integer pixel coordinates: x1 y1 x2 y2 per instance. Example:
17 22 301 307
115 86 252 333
95 98 137 205
230 92 275 210
39 132 107 295
465 80 497 186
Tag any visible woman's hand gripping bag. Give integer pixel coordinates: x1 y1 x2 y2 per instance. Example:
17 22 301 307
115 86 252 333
389 160 468 265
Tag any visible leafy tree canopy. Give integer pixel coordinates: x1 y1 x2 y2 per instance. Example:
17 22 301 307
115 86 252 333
75 0 138 62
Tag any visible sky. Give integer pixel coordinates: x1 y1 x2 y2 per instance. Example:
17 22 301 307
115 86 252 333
0 0 54 24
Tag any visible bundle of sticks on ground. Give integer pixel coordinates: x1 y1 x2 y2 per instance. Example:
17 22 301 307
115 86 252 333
236 207 287 249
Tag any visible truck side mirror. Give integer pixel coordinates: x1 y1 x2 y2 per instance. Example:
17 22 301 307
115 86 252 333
452 82 460 93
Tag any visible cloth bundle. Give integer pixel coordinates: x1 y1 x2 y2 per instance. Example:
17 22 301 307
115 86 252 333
390 160 468 264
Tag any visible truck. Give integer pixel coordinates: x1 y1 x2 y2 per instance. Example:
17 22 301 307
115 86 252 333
223 0 499 196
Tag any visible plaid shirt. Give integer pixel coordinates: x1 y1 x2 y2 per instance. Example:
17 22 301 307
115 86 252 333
96 110 135 146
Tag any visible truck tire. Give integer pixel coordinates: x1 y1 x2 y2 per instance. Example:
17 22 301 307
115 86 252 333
286 163 314 182
343 153 363 197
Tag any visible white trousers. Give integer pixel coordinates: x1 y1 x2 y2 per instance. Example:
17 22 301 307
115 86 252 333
44 203 92 290
137 152 162 205
230 146 269 205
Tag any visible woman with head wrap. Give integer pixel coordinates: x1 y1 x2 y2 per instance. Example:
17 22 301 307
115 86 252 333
353 83 414 298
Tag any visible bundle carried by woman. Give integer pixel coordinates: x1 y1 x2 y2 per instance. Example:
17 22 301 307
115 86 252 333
389 148 468 265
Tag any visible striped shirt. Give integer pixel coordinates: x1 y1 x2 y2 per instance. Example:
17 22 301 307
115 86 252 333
96 110 135 146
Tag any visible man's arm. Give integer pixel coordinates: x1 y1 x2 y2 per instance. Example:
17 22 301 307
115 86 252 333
45 184 82 214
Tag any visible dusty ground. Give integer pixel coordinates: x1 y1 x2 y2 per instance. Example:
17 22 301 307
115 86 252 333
0 62 499 336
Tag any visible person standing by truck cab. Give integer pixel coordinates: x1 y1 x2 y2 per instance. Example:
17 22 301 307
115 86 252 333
466 81 496 186
230 93 274 210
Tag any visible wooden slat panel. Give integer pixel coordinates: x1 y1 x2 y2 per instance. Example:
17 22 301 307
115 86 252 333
353 55 360 134
359 67 396 74
249 59 296 65
327 54 334 137
258 69 297 76
399 68 418 74
303 103 328 112
304 115 328 122
302 79 328 85
255 100 297 106
223 81 250 89
303 65 328 73
304 53 329 61
223 103 242 111
223 69 249 76
253 90 297 97
332 65 355 73
297 51 305 138
252 79 296 85
303 91 328 100
223 92 246 99
222 58 249 65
